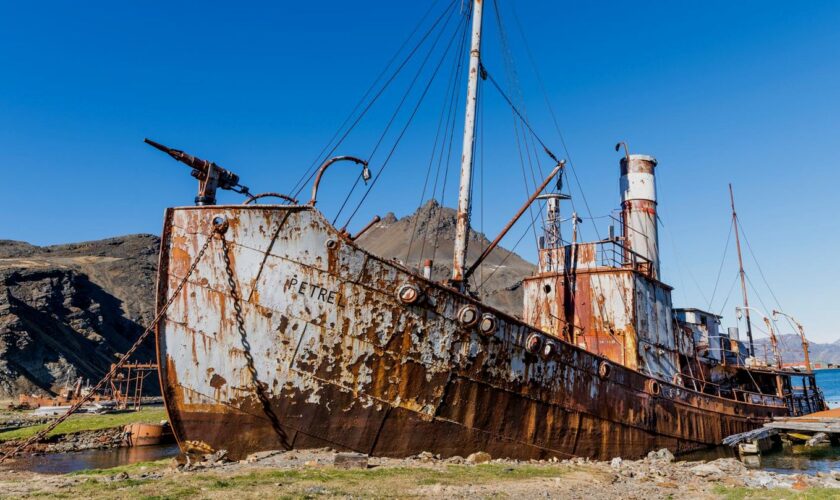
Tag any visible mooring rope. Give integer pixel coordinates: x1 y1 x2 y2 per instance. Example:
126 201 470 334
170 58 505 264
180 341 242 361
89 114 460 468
0 231 216 464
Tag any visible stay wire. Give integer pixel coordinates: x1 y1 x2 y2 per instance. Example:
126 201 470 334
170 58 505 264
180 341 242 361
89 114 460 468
287 0 444 198
405 17 469 265
290 0 458 200
708 218 734 311
332 3 462 225
342 11 469 230
481 66 559 164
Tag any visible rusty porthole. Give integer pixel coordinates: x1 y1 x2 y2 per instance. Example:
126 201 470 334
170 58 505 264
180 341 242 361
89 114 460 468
542 340 557 359
543 284 552 294
646 379 661 396
457 304 480 328
478 313 497 336
598 361 611 379
397 283 421 305
325 238 337 249
211 215 229 234
525 333 542 354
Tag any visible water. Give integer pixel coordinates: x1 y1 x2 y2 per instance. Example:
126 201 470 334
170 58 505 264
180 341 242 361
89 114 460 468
1 444 179 475
816 368 840 409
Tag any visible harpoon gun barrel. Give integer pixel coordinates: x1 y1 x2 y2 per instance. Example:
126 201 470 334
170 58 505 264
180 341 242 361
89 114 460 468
144 138 249 205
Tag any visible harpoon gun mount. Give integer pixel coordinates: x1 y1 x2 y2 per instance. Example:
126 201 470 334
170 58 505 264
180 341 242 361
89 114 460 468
144 138 250 206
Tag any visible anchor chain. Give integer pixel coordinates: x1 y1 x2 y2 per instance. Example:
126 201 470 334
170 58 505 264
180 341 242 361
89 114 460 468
0 231 216 464
218 233 291 450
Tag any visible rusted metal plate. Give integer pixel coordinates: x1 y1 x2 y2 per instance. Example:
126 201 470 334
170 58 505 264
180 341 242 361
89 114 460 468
156 205 791 461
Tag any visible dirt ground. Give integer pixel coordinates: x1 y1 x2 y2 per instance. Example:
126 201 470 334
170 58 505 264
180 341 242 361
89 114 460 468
1 447 839 499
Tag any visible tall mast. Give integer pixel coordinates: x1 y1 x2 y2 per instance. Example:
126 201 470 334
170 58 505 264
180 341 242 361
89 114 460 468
451 0 484 287
730 183 755 357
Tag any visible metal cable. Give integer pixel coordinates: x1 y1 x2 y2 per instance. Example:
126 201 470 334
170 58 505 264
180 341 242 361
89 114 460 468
342 12 469 230
708 218 735 310
405 20 469 266
290 0 458 200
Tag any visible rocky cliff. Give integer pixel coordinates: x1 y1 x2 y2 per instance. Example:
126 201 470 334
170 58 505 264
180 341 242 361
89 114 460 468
0 236 159 398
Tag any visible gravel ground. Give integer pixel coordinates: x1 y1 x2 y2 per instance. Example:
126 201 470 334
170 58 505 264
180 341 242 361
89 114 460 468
1 447 839 498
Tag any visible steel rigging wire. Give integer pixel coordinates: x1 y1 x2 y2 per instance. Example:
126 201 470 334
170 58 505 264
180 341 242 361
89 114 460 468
332 3 464 225
341 9 470 230
288 0 458 200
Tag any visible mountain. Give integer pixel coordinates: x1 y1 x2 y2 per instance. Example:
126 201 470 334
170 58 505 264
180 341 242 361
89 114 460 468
355 199 536 315
0 235 159 398
754 334 840 366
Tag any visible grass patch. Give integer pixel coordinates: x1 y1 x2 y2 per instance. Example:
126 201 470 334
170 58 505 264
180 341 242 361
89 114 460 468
0 408 167 442
713 485 840 499
68 458 173 476
8 463 579 499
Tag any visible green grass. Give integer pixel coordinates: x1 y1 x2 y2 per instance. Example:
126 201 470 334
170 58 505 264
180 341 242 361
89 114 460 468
68 458 173 476
713 485 840 499
0 408 167 442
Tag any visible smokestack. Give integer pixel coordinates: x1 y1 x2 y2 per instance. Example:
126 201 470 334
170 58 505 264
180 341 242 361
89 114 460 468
620 154 660 278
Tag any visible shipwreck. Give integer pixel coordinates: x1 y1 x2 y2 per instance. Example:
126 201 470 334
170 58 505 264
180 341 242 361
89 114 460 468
150 0 826 461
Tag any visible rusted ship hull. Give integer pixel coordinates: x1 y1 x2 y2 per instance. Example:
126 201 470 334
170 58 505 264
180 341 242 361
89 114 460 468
155 205 789 461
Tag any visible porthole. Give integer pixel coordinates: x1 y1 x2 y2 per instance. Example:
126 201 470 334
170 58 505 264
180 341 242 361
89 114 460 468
598 361 612 379
525 334 542 354
542 340 557 359
457 304 480 328
397 284 421 305
478 313 497 336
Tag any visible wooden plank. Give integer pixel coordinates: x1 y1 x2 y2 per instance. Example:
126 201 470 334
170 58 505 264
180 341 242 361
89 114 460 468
764 421 840 433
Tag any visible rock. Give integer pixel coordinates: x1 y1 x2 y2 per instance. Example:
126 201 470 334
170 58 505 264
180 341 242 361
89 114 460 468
245 449 283 463
203 449 228 466
710 458 746 474
333 452 369 469
647 448 674 463
610 457 623 469
806 432 829 446
447 455 464 464
744 471 779 489
690 463 723 480
417 451 435 462
110 472 129 481
0 235 161 399
466 451 492 464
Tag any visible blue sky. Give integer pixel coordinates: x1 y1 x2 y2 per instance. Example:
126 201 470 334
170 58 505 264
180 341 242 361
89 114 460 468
1 1 838 343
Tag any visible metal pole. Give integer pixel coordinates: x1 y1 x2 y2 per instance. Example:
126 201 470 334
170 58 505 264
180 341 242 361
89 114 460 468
463 163 563 281
452 0 484 287
773 310 812 372
730 184 755 357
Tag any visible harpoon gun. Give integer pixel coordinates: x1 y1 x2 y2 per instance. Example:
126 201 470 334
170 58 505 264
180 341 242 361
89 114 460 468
144 138 250 205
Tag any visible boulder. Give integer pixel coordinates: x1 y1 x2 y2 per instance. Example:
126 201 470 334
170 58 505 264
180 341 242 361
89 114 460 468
466 451 492 464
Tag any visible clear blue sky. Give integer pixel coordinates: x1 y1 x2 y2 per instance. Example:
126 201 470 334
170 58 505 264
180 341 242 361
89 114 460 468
1 1 838 343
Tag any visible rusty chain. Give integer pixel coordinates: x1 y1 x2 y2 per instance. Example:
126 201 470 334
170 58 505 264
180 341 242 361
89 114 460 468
218 233 292 450
0 231 216 464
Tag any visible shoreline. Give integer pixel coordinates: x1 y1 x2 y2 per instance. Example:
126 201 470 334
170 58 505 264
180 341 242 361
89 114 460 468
1 447 839 498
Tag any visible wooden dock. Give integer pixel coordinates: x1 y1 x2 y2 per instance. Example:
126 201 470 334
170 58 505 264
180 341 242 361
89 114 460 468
763 408 840 434
723 408 840 452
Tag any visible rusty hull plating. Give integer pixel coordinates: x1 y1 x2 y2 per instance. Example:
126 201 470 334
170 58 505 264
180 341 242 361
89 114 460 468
155 204 793 461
